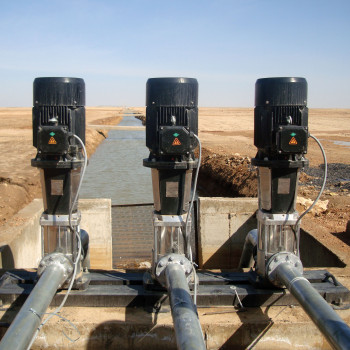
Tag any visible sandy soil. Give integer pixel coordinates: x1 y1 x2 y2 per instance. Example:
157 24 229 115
198 108 350 165
0 107 349 248
197 107 350 245
0 107 125 225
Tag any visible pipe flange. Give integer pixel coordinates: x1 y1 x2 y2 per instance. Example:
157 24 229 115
37 252 74 288
266 252 303 287
155 254 193 287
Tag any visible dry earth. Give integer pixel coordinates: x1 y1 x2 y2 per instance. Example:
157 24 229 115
0 107 125 225
0 107 349 250
196 108 350 247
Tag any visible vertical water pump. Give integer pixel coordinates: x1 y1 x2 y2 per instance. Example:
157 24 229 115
143 77 205 350
252 77 309 281
248 77 350 349
144 77 199 282
0 77 89 350
32 77 88 285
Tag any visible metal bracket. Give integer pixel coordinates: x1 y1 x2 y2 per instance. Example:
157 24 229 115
257 211 298 225
40 212 81 226
153 214 189 227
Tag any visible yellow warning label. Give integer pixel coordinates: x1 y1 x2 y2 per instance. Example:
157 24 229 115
48 137 57 145
172 138 181 146
289 137 298 145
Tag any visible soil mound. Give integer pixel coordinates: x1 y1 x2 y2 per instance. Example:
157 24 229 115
198 147 350 242
198 148 257 197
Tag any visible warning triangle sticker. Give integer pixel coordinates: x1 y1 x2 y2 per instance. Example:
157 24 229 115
289 137 298 145
48 136 57 145
172 138 181 146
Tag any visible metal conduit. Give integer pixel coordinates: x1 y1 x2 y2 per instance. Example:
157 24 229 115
276 263 350 350
165 263 206 350
0 264 68 350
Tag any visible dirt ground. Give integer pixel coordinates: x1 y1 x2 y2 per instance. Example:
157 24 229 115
196 108 350 246
0 107 125 225
0 107 349 249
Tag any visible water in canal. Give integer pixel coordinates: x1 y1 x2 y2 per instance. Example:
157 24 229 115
80 114 153 205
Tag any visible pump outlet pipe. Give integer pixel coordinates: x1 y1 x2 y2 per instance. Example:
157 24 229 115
267 253 350 350
238 229 257 269
0 255 72 350
165 263 205 350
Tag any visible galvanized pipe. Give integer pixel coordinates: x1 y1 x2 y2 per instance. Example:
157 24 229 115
165 263 206 350
0 263 68 350
276 262 350 350
238 229 258 269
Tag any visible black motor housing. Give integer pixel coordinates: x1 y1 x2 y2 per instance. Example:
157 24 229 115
252 77 309 215
32 77 85 155
144 77 199 215
32 77 86 215
254 77 308 157
145 77 198 158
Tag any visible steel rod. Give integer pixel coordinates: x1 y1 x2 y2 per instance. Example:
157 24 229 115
276 263 350 350
165 263 206 350
0 264 67 350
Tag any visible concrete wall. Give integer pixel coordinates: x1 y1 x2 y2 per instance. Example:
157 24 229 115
0 199 112 269
2 196 257 270
198 197 258 269
0 199 42 269
80 199 112 269
1 304 344 349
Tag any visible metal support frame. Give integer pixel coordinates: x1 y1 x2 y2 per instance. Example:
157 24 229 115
39 212 88 288
256 210 300 277
0 269 348 308
152 213 190 278
40 212 81 259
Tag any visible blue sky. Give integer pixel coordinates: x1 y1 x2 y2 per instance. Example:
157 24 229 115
1 0 349 107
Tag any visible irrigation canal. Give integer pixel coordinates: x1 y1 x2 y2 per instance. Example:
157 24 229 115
80 112 154 267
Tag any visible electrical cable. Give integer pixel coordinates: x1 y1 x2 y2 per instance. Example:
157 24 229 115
295 134 328 229
184 134 201 306
185 134 201 258
69 135 88 231
26 134 87 349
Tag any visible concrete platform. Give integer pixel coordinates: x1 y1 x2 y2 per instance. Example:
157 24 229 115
0 304 349 349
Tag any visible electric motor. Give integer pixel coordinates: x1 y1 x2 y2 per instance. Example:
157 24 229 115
145 77 198 159
144 77 199 216
32 77 85 156
32 77 86 215
254 77 308 157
